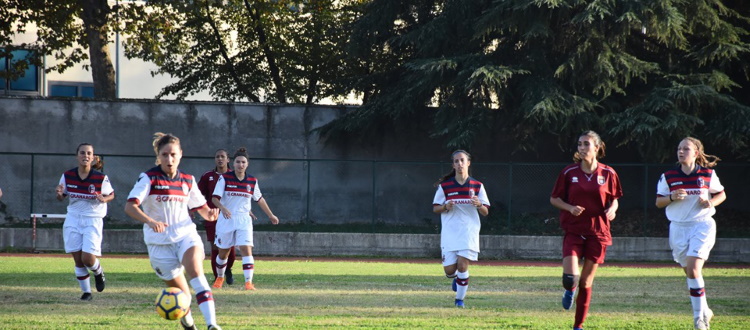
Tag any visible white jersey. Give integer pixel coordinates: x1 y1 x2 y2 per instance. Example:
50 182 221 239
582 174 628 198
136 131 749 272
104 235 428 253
212 172 262 232
58 168 114 218
127 166 207 245
433 177 490 252
657 165 724 223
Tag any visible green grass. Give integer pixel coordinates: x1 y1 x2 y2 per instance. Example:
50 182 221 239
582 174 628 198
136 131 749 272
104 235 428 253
0 256 748 329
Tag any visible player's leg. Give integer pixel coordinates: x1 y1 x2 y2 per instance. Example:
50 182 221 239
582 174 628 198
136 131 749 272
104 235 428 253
236 229 255 290
81 219 105 292
225 245 236 285
212 230 235 288
181 234 219 329
683 220 716 330
238 245 255 290
454 254 472 307
561 233 582 310
573 259 598 330
572 238 606 330
204 220 219 280
163 274 197 330
65 221 91 300
442 249 458 294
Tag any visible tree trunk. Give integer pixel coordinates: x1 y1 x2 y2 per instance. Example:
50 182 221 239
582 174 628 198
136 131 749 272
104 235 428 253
80 0 116 99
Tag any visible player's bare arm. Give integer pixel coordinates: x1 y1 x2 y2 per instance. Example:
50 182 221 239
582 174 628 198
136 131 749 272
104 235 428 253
257 198 279 224
124 201 168 233
211 196 232 219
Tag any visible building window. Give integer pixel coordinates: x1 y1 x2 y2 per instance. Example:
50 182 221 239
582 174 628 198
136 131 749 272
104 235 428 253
48 81 95 98
1 49 40 95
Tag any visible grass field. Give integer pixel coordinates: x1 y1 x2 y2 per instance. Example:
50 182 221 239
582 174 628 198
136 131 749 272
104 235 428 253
0 256 748 329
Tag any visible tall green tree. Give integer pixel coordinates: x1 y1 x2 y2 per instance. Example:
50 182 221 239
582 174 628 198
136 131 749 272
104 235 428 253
120 0 364 103
0 0 117 98
324 0 750 161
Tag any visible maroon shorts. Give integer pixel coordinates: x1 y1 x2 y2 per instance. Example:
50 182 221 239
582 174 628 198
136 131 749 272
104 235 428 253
562 233 610 264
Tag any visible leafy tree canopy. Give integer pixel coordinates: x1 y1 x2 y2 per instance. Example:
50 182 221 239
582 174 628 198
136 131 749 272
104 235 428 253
323 0 750 161
120 0 366 103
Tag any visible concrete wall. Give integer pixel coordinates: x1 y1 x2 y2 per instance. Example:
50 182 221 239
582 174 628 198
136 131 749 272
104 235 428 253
2 228 748 263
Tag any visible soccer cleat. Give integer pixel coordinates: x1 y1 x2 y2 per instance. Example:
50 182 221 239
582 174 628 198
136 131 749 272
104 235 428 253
244 282 256 291
94 273 106 292
80 292 92 301
212 277 224 289
562 289 575 310
703 308 714 329
180 316 197 330
207 325 222 330
451 278 457 292
694 316 708 330
454 299 464 308
225 268 234 285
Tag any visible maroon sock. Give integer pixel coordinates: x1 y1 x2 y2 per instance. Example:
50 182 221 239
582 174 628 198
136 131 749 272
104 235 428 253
226 247 237 272
210 248 219 278
574 286 593 328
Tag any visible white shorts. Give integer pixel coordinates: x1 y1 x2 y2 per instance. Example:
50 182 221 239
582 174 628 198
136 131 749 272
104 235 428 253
669 219 716 267
214 228 254 249
147 231 205 281
63 214 103 256
441 249 478 267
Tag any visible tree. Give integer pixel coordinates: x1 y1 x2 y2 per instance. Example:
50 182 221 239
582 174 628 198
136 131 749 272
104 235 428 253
323 0 750 161
119 0 365 103
0 0 117 99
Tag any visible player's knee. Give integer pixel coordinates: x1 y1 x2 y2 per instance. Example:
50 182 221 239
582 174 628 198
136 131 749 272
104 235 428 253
562 273 579 291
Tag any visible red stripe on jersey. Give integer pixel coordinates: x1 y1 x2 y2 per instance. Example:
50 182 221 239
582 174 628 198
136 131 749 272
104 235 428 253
663 167 712 191
63 168 106 194
221 173 258 194
144 167 194 196
440 178 482 200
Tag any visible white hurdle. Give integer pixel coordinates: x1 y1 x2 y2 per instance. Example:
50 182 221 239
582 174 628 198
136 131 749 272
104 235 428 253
30 213 67 252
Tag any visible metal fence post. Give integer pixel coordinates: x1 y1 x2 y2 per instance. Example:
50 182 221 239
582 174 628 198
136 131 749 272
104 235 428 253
29 154 35 217
371 160 376 233
507 163 513 232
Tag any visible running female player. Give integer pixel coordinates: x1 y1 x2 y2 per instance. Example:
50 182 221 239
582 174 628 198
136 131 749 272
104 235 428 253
432 150 490 308
55 143 114 301
211 147 279 291
656 137 726 330
550 130 622 330
124 133 222 330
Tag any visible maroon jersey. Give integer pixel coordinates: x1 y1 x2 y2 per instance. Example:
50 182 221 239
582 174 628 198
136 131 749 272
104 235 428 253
550 163 623 243
198 168 229 209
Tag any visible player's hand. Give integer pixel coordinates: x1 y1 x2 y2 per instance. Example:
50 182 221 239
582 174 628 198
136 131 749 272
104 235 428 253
208 208 220 221
55 184 65 199
671 189 687 201
148 220 168 233
445 201 455 212
269 215 280 225
471 196 481 207
699 198 713 209
95 193 105 203
221 208 232 219
249 211 258 221
604 207 617 221
569 205 585 216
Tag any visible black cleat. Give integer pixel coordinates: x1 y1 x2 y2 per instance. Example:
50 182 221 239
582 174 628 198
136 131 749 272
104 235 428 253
225 269 234 285
94 273 106 292
80 292 92 301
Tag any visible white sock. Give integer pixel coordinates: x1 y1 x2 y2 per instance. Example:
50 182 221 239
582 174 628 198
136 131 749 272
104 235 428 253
687 277 708 318
456 271 469 300
75 267 91 293
242 256 255 283
86 259 103 276
181 309 195 327
190 276 217 327
215 256 228 278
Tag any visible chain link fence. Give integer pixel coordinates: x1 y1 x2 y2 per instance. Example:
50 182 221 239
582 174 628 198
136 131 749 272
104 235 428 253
1 152 748 237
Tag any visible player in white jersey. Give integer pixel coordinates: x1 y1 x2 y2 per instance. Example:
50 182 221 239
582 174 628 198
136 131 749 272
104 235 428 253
55 143 114 301
656 137 726 330
210 147 280 291
432 150 489 308
124 133 222 330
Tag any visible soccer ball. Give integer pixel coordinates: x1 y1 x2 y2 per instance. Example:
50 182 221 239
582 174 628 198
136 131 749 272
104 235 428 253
155 287 189 320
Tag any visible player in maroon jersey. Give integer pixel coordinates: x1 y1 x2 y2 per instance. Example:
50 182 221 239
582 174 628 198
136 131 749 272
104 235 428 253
198 149 237 285
550 131 622 330
656 137 726 330
55 143 115 301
